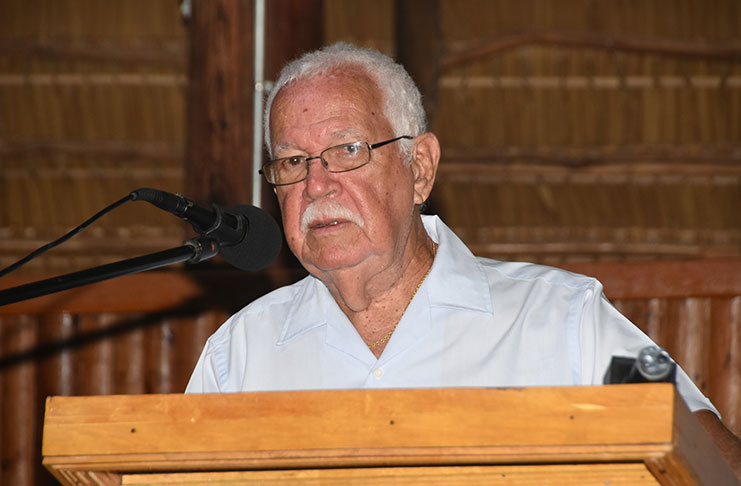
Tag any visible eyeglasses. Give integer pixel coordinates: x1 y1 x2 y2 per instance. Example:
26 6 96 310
260 135 413 186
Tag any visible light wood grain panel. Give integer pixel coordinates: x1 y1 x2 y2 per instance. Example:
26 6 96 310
121 463 660 486
42 386 675 460
41 386 738 486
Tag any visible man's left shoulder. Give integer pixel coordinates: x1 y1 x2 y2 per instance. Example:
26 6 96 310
476 257 600 291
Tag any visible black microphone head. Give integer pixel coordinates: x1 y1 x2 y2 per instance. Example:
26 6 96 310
219 205 282 271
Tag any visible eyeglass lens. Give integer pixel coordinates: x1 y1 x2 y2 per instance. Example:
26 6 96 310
269 142 370 185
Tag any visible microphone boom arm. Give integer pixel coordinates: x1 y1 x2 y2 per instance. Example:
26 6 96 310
0 236 220 307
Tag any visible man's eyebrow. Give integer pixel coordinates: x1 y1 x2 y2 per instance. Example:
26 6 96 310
332 129 361 140
272 142 302 155
272 129 366 155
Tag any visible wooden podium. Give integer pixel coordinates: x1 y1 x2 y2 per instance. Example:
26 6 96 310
42 384 736 485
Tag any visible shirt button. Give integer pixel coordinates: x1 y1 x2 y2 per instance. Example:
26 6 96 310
373 368 384 379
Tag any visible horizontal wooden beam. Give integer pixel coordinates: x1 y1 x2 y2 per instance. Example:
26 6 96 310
0 268 305 316
440 75 741 90
437 163 741 179
437 146 741 178
1 259 738 315
0 140 184 161
441 145 739 165
467 241 739 261
0 236 184 257
0 73 187 87
442 32 741 70
564 259 741 299
0 41 186 67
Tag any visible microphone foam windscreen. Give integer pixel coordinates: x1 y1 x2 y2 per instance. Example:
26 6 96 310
220 205 283 271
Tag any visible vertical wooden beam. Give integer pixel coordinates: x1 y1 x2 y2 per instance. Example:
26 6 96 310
1 316 38 486
264 0 324 81
262 0 324 214
186 0 255 207
709 296 741 434
395 0 442 126
260 0 324 271
185 0 323 211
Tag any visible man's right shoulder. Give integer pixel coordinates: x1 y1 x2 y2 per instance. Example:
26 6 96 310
203 275 316 349
233 274 315 318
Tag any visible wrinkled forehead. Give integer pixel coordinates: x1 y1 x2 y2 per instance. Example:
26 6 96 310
269 68 390 146
271 66 383 120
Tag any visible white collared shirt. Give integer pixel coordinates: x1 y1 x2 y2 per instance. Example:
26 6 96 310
186 216 716 414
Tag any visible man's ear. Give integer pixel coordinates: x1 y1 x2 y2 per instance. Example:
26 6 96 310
410 132 440 205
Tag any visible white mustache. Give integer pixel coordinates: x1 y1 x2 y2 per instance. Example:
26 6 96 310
300 201 364 233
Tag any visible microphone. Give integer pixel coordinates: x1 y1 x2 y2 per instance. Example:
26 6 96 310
603 345 677 384
131 188 282 271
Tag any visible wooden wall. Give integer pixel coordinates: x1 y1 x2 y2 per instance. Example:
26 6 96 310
433 0 740 261
1 261 740 485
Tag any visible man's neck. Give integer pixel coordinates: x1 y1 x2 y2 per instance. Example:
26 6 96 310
321 222 437 356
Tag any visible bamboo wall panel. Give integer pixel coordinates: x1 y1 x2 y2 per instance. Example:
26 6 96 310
323 0 395 55
0 0 188 276
613 296 741 433
431 175 739 263
0 309 231 486
421 0 739 262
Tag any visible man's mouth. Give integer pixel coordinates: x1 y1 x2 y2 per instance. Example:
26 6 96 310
300 201 364 233
310 220 343 230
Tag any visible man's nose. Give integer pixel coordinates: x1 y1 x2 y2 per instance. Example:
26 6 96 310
304 157 338 199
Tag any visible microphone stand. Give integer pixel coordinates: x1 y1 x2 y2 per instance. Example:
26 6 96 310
0 236 220 307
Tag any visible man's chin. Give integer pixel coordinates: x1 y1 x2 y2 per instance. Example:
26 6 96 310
300 248 369 275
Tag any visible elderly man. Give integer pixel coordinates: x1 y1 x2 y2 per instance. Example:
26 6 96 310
187 43 740 472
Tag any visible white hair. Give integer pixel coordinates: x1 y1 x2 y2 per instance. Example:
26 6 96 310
264 42 427 161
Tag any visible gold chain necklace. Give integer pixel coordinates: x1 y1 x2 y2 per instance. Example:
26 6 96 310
368 243 437 350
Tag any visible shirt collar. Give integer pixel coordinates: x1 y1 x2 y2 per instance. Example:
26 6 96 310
421 215 493 314
277 275 328 344
277 215 493 346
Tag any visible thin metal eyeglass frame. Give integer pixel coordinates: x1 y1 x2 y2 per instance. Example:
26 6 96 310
260 135 413 186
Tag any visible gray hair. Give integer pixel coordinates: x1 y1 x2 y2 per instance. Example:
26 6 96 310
263 42 426 161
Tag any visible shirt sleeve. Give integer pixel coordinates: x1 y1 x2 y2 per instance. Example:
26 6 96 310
185 340 222 393
576 279 719 416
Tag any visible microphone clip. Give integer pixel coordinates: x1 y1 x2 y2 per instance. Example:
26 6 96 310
183 236 220 264
193 203 246 248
